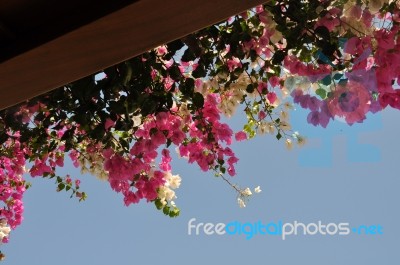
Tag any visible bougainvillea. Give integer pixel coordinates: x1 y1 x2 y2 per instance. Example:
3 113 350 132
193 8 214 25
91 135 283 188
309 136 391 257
1 0 399 258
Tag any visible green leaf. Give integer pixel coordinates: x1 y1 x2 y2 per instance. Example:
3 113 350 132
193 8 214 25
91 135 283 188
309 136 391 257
321 42 337 58
163 206 170 215
338 78 348 86
246 84 255 93
333 73 343 80
316 50 334 66
58 183 65 191
276 132 282 140
180 78 195 97
316 88 327 99
321 75 332 86
119 138 130 151
185 78 195 90
272 50 286 65
249 130 256 138
243 124 252 133
154 199 163 210
193 92 204 108
372 91 379 101
168 65 182 80
181 48 197 62
79 192 88 202
167 39 185 53
169 208 180 218
192 63 207 78
166 139 172 148
314 26 330 40
220 167 226 174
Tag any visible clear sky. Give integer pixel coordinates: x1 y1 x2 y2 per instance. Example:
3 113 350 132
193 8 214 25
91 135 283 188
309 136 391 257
3 105 400 264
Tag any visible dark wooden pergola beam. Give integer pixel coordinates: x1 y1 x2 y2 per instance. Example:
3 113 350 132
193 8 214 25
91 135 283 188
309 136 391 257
0 0 266 110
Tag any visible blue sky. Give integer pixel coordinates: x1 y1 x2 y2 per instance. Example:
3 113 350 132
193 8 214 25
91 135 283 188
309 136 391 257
3 105 400 264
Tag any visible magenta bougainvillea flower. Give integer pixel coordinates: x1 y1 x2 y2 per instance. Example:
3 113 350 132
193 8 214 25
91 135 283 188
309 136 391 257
327 81 371 125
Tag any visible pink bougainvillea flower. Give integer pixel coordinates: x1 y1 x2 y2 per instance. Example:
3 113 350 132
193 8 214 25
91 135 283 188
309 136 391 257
235 131 247 142
268 76 280 88
379 90 400 110
267 92 277 104
156 45 167 56
226 57 242 72
30 159 52 177
163 76 175 91
307 109 331 128
104 118 115 131
327 81 371 125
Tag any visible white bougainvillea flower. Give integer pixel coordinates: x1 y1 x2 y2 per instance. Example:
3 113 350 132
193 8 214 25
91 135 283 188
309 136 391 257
285 139 293 150
237 198 246 208
242 187 252 196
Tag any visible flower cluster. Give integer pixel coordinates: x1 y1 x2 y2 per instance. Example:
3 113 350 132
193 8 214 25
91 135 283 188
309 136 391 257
237 186 262 208
280 0 400 127
0 133 26 231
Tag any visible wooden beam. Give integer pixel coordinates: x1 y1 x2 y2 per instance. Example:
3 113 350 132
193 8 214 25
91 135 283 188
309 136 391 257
0 0 137 62
0 0 266 110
